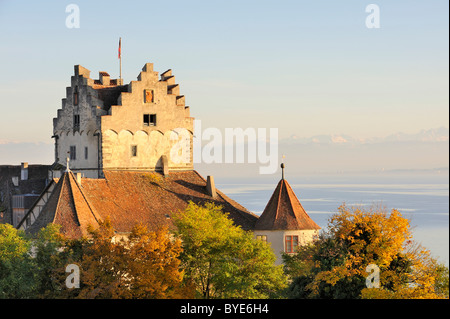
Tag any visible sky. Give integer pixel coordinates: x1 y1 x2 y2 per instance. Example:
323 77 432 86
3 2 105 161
0 1 447 266
0 0 448 171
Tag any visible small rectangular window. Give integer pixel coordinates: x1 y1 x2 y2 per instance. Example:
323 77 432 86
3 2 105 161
70 146 76 160
143 114 156 126
256 235 267 242
144 89 153 103
285 235 299 253
150 114 156 126
131 145 137 157
84 147 88 160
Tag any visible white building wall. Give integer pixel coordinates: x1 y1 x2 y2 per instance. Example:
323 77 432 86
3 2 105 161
254 229 319 265
56 131 100 177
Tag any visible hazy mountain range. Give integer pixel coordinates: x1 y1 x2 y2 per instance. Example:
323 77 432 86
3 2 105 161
1 128 449 178
283 127 449 145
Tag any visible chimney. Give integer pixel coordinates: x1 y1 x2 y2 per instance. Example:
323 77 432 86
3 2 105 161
99 72 110 86
21 162 28 181
206 176 217 199
76 173 82 186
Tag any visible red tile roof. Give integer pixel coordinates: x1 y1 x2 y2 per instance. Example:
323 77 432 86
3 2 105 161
254 179 321 231
26 172 99 238
24 170 258 238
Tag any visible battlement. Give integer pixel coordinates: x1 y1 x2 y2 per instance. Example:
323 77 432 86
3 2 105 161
73 65 124 88
74 65 90 78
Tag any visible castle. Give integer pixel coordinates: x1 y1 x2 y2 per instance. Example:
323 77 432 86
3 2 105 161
51 63 193 179
7 62 320 264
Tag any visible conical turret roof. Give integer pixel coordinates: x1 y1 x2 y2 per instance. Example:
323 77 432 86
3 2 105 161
254 178 320 231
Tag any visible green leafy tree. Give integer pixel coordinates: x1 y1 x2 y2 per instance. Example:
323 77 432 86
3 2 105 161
174 201 287 298
32 224 69 297
0 223 36 298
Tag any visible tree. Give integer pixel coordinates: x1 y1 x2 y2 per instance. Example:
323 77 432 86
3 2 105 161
0 223 36 298
123 224 191 298
33 224 69 297
0 223 74 298
64 218 190 299
286 204 448 299
434 262 449 298
174 201 287 298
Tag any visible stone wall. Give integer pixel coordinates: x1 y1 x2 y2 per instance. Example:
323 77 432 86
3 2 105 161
52 63 194 177
101 63 193 172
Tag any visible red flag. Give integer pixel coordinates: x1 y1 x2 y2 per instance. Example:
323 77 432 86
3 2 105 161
118 38 121 59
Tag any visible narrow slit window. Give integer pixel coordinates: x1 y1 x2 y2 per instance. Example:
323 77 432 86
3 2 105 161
74 114 80 129
131 145 138 157
73 86 79 106
84 147 88 160
70 146 76 160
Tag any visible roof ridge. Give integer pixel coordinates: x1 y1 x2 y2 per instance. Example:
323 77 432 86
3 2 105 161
280 179 300 228
52 173 69 224
68 171 101 223
192 170 206 182
215 188 259 219
275 179 284 224
66 173 81 227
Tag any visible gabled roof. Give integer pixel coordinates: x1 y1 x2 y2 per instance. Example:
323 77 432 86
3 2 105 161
254 178 320 231
25 171 100 238
23 170 258 238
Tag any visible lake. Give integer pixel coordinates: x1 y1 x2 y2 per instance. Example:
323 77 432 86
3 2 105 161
216 172 449 266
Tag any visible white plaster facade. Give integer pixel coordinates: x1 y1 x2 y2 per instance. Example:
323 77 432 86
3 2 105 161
254 229 319 265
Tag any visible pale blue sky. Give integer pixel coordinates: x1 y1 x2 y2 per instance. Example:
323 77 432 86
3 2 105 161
0 0 448 144
0 1 447 265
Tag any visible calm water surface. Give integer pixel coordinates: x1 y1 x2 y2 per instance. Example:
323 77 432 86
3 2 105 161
216 173 449 265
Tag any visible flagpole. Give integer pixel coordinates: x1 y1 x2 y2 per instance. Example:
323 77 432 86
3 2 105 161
119 37 122 83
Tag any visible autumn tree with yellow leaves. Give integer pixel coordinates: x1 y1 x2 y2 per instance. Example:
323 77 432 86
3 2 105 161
284 204 449 299
56 218 193 299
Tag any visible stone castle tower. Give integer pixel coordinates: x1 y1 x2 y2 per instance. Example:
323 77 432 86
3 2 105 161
52 63 193 178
